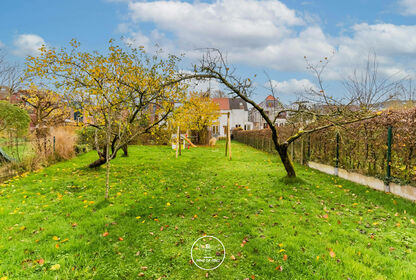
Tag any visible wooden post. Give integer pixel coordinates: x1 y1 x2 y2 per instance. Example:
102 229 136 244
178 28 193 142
179 130 182 156
227 112 232 160
176 126 180 158
225 125 228 156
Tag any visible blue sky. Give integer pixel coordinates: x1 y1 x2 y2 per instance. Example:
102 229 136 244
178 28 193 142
1 0 415 103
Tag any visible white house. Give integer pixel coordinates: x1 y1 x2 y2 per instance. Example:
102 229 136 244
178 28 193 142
211 97 253 137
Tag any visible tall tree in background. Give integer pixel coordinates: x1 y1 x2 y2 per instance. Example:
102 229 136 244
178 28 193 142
173 91 220 144
22 85 69 157
343 52 402 111
0 49 24 100
25 40 187 198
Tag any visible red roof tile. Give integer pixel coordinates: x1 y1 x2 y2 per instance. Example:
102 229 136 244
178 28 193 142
212 98 230 110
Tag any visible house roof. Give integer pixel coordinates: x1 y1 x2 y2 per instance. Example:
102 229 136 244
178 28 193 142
212 98 230 110
229 98 248 110
266 95 276 101
212 97 248 111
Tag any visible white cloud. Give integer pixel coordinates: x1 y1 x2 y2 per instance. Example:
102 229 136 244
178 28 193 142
126 0 332 69
128 0 304 49
270 78 316 95
398 0 416 15
0 41 4 48
124 31 151 49
12 34 45 57
325 23 416 80
122 0 416 81
116 22 131 33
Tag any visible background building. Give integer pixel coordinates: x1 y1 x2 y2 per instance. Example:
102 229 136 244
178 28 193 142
211 97 253 137
249 95 287 129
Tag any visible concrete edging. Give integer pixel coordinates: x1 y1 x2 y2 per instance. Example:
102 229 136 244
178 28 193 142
307 161 416 201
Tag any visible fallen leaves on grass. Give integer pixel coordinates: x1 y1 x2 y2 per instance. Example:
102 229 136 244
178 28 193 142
240 237 249 247
102 232 109 237
50 264 61 271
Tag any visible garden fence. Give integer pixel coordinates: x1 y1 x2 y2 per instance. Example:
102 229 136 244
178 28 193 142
233 107 416 187
0 135 58 182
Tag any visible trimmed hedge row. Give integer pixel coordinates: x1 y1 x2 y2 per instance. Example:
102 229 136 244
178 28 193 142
233 108 416 186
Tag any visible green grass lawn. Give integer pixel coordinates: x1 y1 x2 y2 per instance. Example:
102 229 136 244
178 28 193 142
1 141 416 279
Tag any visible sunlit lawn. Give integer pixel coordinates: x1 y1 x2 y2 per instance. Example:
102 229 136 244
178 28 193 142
0 141 415 279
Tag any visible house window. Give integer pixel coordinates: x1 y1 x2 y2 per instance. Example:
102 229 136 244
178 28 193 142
263 123 268 129
212 125 219 134
235 124 241 128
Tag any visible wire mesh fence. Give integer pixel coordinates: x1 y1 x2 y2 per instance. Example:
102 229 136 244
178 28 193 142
0 135 58 182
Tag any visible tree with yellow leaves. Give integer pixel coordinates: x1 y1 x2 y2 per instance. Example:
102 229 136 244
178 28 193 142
25 40 187 198
173 91 220 144
22 85 70 157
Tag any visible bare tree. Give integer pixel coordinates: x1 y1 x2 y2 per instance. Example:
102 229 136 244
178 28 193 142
178 49 380 178
0 50 24 100
343 52 402 111
400 78 416 102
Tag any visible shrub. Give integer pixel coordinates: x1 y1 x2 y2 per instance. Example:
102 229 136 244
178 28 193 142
51 127 77 160
76 126 97 147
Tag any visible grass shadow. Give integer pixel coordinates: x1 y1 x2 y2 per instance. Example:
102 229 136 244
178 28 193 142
278 175 306 186
94 198 113 210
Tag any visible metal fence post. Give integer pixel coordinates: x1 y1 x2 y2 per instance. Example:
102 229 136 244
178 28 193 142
385 126 392 192
53 136 56 153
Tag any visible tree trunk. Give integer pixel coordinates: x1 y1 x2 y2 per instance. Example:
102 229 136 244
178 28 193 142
277 144 296 178
121 144 128 157
88 156 107 168
89 139 129 168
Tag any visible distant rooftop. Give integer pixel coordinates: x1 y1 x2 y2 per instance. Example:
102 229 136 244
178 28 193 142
212 97 248 111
